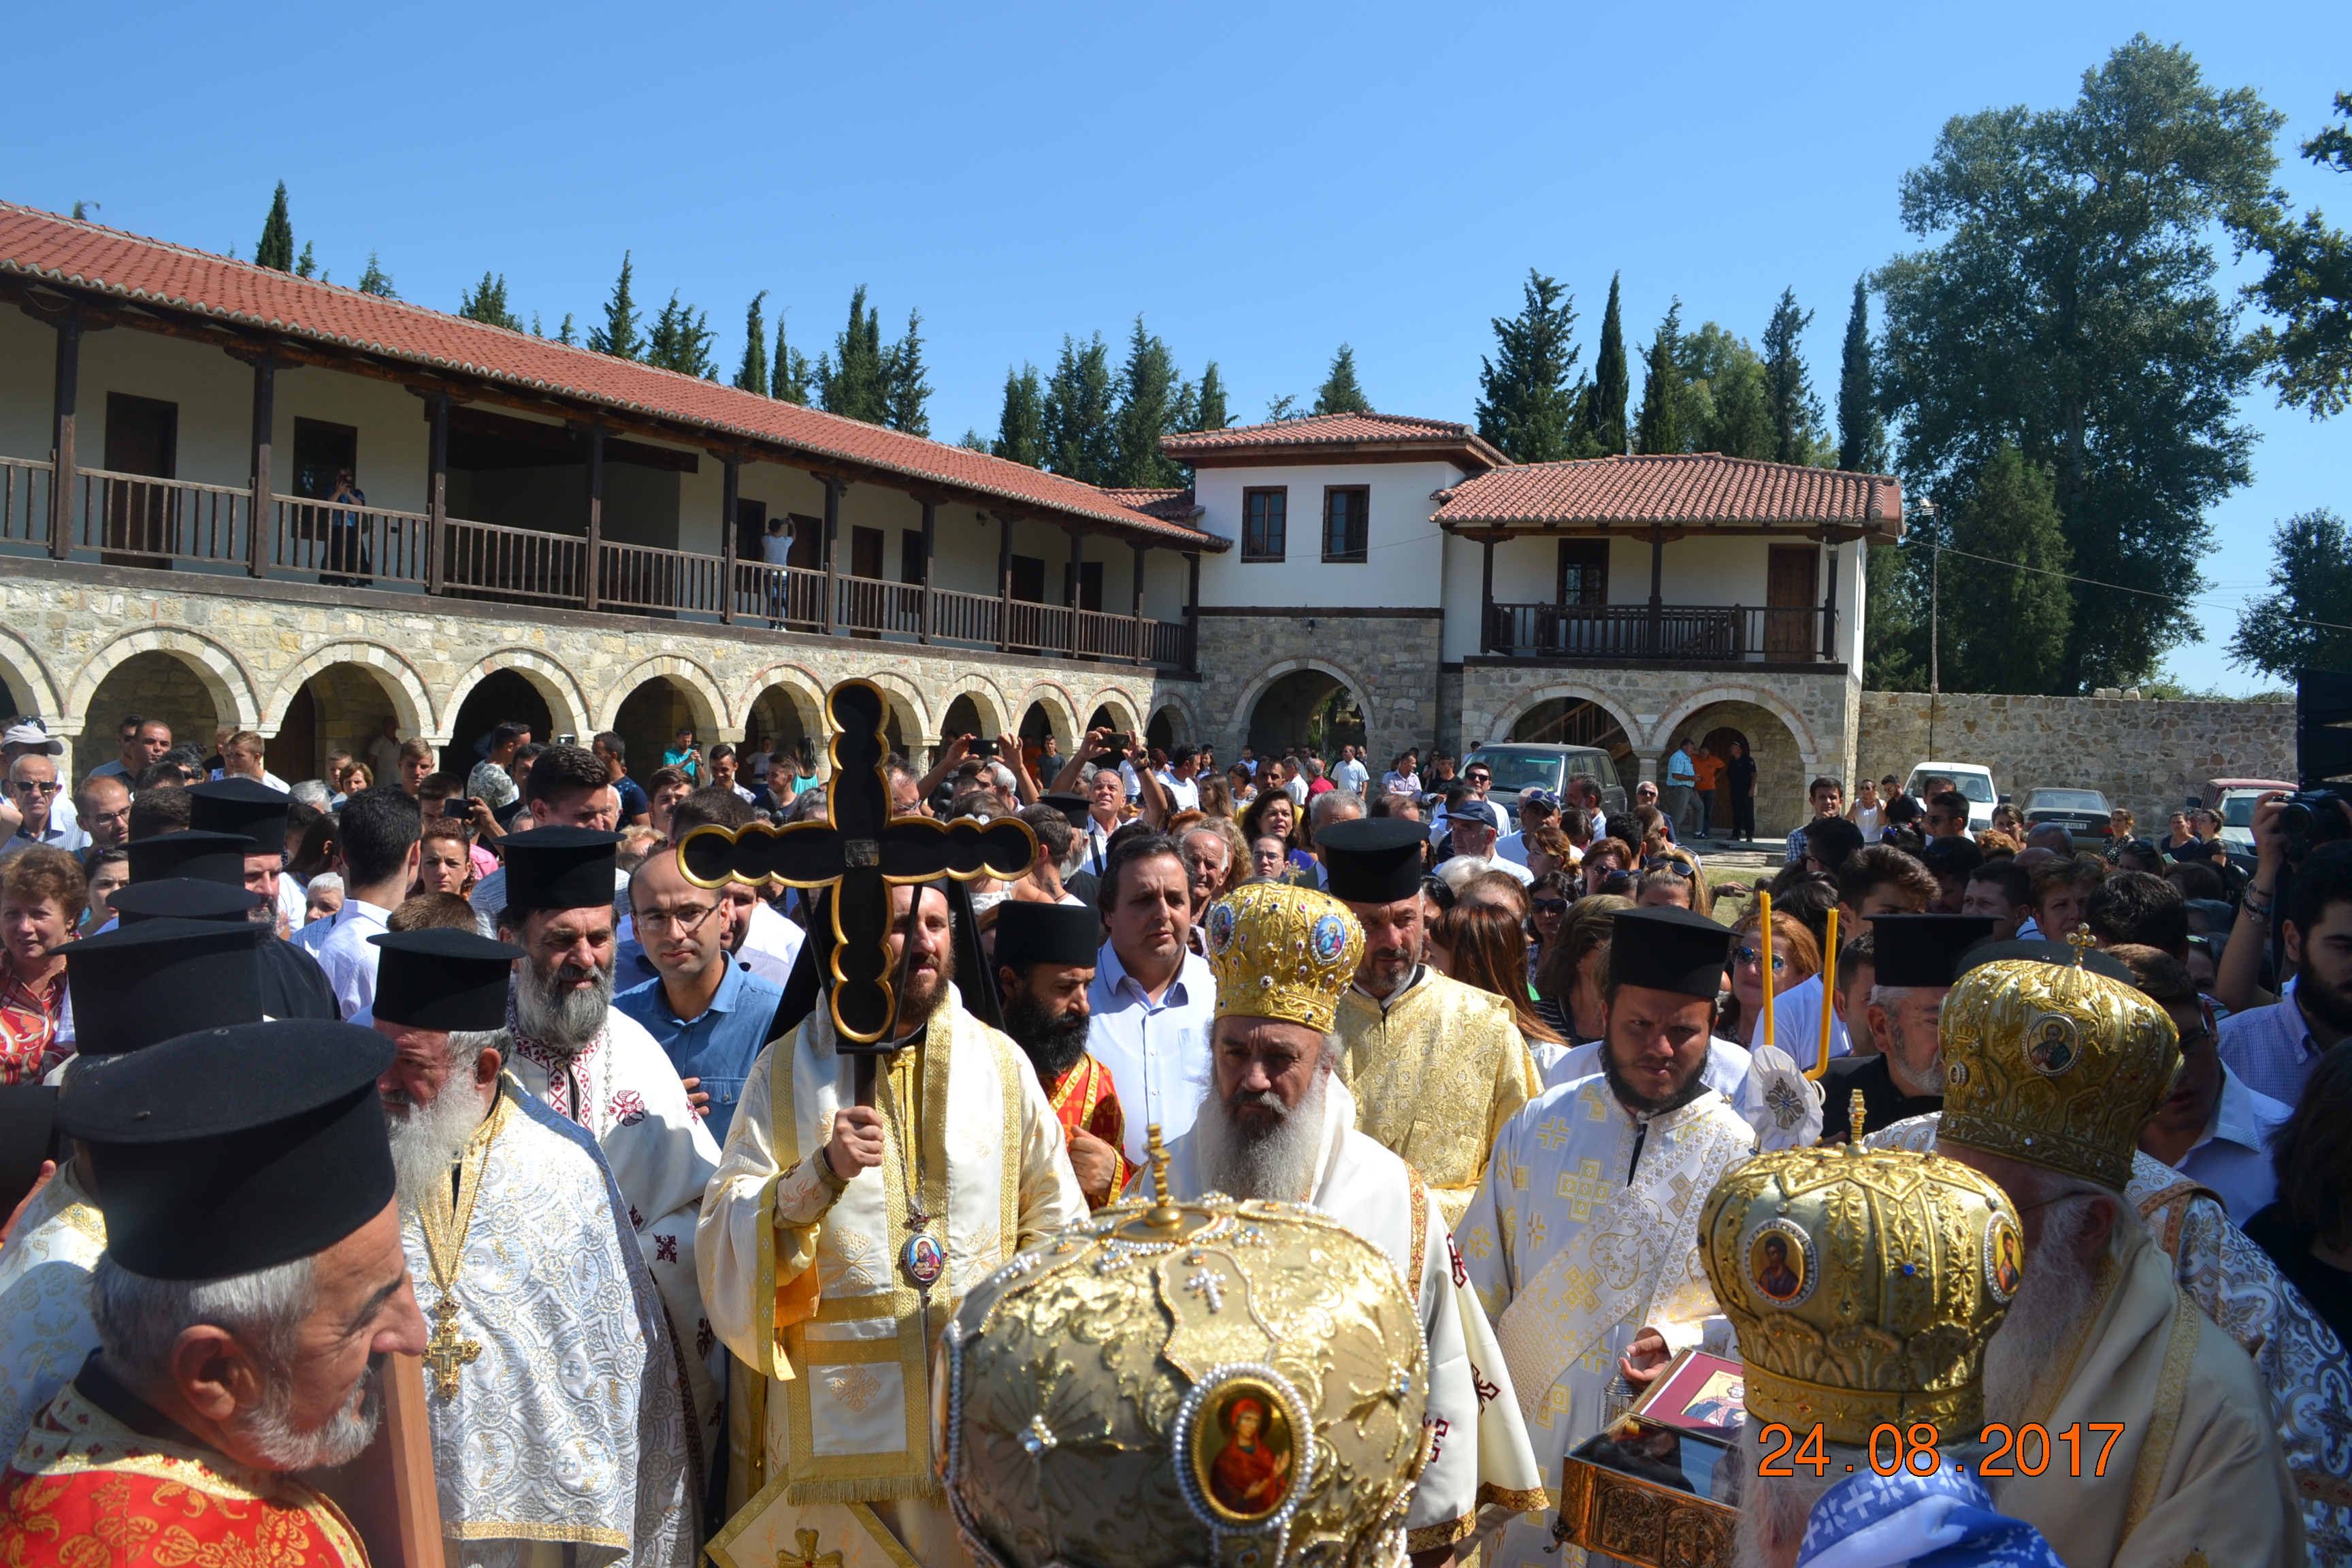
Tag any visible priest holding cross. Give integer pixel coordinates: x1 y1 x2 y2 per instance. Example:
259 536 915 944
694 681 1088 1568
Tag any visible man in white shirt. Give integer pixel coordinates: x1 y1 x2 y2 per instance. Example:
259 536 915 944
84 715 172 785
760 514 794 626
315 787 421 1019
1494 787 1562 866
1085 832 1215 1164
366 713 406 785
1 754 86 861
2127 945 2295 1224
1330 744 1369 794
1067 767 1122 879
1438 800 1532 885
1155 745 1203 812
468 745 623 935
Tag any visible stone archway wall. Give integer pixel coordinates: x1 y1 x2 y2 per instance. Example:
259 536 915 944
1658 698 1809 840
74 651 223 784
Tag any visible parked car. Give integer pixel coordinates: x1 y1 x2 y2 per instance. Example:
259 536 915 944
2201 778 2296 857
2019 787 2112 851
1462 743 1629 831
1901 762 1997 833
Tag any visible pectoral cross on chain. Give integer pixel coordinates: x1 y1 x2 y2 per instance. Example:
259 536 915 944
423 1296 481 1400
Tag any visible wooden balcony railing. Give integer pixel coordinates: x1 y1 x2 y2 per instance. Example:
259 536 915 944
1485 602 1837 662
0 456 1195 669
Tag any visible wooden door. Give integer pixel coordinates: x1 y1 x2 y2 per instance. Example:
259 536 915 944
851 526 884 579
734 498 768 566
102 393 178 568
1765 545 1818 657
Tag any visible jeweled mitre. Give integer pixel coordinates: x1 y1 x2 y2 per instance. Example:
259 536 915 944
1699 1141 2022 1445
1203 881 1365 1033
1938 953 2180 1190
938 1188 1426 1568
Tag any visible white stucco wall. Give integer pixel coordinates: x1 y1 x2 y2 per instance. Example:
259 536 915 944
1192 458 1463 609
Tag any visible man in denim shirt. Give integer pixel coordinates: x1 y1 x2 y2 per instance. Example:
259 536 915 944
613 846 782 1144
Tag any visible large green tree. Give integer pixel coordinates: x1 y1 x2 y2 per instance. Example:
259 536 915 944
992 366 1045 468
735 292 769 393
458 272 521 331
1313 344 1371 415
772 314 811 403
1476 270 1582 461
1574 272 1630 456
1760 287 1825 463
815 287 888 423
1940 446 2075 691
1111 318 1188 487
1192 363 1231 434
587 253 642 360
1634 301 1684 455
1838 277 1889 472
356 252 396 299
2244 92 2352 416
1041 333 1116 483
644 293 715 376
884 310 931 435
1676 323 1771 459
1875 35 2284 691
2229 508 2352 675
256 183 294 272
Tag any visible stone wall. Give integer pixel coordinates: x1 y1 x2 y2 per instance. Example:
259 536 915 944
5 562 1200 787
1854 692 2296 828
1192 611 1442 772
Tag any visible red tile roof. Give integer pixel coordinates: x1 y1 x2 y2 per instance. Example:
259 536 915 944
1099 487 1198 522
0 203 1221 549
1433 453 1903 536
1162 412 1509 471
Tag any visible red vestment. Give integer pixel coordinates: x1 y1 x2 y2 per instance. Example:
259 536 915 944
0 1382 369 1568
1210 1435 1288 1514
1044 1052 1131 1207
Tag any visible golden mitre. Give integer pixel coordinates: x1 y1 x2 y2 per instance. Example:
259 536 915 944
937 1149 1427 1568
1203 881 1365 1034
1698 1128 2023 1446
1938 951 2180 1190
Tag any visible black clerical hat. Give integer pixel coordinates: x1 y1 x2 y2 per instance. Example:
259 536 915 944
188 778 291 858
1316 817 1426 904
65 919 267 1058
1869 914 1997 988
1956 937 2136 987
127 830 255 887
1039 791 1092 829
992 901 1102 970
369 928 521 1032
499 826 619 913
58 1019 395 1279
108 877 266 926
1608 906 1735 1000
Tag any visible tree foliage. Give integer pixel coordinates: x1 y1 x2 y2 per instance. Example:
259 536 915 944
884 310 932 436
459 272 522 332
1874 35 2284 691
1112 318 1192 487
1940 446 2075 691
1573 272 1630 457
772 314 811 403
2243 92 2352 416
256 182 294 272
644 293 715 377
588 253 642 360
2229 508 2352 676
1313 344 1371 415
355 252 395 299
1674 323 1771 459
1760 287 1825 463
1043 333 1117 484
1476 270 1582 461
992 365 1045 468
816 286 887 423
1193 363 1231 434
293 242 316 280
1634 301 1683 456
1838 277 1889 472
734 292 768 393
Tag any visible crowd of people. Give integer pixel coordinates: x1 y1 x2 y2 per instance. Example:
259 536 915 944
0 694 2345 1568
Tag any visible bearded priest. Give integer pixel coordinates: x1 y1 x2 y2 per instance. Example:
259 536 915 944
1146 883 1545 1565
490 828 723 1473
697 881 1087 1568
371 927 697 1568
1318 817 1539 1230
1456 905 1759 1568
990 900 1130 1207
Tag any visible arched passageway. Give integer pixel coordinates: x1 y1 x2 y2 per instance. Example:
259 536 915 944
77 651 221 785
1248 669 1364 758
1509 697 1638 782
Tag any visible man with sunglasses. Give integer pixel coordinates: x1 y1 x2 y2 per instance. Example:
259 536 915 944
1424 758 1492 845
1 754 86 862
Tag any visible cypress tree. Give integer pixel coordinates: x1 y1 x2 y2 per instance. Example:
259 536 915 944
1475 270 1581 462
993 365 1045 467
1041 333 1116 484
772 314 811 403
1313 344 1371 415
459 273 522 331
555 313 577 347
294 242 316 280
255 182 294 272
1837 276 1889 472
736 291 770 393
1575 272 1630 456
1112 318 1184 486
1760 287 1823 463
587 253 642 360
644 293 716 377
356 252 395 299
1193 363 1232 432
816 287 888 423
1634 301 1684 455
883 309 932 436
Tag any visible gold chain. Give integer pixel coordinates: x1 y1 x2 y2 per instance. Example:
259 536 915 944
417 1081 512 1297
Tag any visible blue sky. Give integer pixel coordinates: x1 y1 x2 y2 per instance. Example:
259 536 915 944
7 1 2343 693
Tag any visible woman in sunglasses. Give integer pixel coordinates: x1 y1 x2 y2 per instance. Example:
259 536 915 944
1718 907 1821 1051
1526 870 1574 986
1532 896 1629 1047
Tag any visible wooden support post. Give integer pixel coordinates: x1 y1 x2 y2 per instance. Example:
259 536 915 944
1130 542 1147 666
1647 520 1665 655
1065 525 1084 659
822 478 841 636
1820 539 1839 662
1480 532 1497 654
998 512 1015 653
720 455 740 624
425 395 448 595
919 500 936 644
49 317 80 559
381 1353 446 1568
247 355 274 578
1183 550 1200 672
582 423 603 611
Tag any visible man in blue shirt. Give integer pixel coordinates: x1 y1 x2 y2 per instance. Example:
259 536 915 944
612 845 782 1144
592 730 653 828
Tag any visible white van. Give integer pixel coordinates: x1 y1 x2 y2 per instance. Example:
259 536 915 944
1903 762 1998 832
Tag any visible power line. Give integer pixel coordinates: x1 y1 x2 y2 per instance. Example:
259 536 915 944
1925 542 2352 636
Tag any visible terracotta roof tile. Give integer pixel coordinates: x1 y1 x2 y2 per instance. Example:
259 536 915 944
0 202 1220 549
1433 453 1902 534
1161 411 1509 471
1098 487 1196 521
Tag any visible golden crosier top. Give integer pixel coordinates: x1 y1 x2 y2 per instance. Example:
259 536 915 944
937 1190 1428 1568
1937 953 2181 1192
1203 883 1366 1035
1698 1144 2023 1447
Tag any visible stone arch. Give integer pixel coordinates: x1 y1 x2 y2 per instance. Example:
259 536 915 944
265 642 435 742
1230 657 1375 760
1649 683 1823 764
1082 689 1141 736
445 651 591 748
1489 682 1645 791
1009 681 1078 757
69 628 261 736
1237 659 1370 760
736 664 827 768
856 670 930 762
1488 682 1645 751
0 630 65 733
1648 686 1822 844
928 674 1010 746
595 655 730 738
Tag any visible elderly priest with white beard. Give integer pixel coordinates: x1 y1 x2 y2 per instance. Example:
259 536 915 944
1143 881 1545 1565
1456 906 1759 1568
489 827 723 1471
370 926 698 1568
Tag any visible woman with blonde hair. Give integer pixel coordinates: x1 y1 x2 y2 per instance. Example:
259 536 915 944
1533 895 1630 1045
1433 902 1566 1075
1718 906 1820 1049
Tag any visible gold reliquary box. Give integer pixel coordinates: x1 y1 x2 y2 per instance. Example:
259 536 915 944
1552 1350 1744 1568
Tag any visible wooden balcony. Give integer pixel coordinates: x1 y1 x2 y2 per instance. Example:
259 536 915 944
1484 601 1838 663
0 455 1195 669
